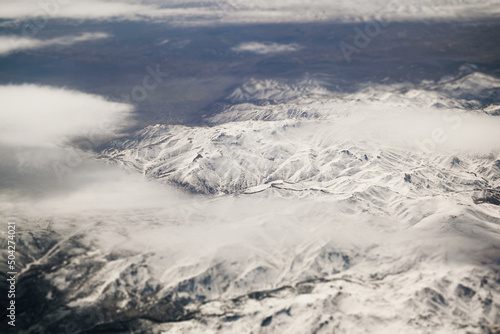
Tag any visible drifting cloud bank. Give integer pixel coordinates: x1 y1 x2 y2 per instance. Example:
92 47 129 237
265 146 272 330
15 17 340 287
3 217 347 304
0 0 155 21
0 0 498 25
0 84 131 147
0 84 132 195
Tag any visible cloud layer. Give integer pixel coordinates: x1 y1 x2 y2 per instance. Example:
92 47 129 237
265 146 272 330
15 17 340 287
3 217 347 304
0 0 498 25
0 0 155 21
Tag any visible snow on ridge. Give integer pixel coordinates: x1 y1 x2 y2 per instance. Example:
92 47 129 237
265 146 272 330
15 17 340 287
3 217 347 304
103 72 500 213
214 71 500 124
8 184 500 333
104 112 500 198
225 77 331 105
94 70 500 333
5 71 500 333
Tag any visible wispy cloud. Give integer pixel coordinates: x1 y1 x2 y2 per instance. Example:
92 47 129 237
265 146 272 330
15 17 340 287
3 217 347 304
231 42 302 55
0 32 110 56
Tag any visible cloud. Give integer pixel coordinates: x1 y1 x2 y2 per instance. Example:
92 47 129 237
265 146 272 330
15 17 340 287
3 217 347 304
0 84 132 148
1 0 498 25
0 32 110 56
231 42 302 55
0 0 156 21
0 0 215 26
0 84 133 195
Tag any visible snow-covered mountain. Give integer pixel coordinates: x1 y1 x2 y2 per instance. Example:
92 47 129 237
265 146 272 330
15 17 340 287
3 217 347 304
103 71 500 199
1 0 500 332
3 70 500 334
39 70 494 333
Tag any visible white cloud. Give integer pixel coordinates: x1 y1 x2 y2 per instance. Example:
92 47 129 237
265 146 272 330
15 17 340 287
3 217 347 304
0 0 156 21
0 32 110 56
205 0 500 24
231 42 302 55
0 84 133 195
0 0 498 25
0 84 132 148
